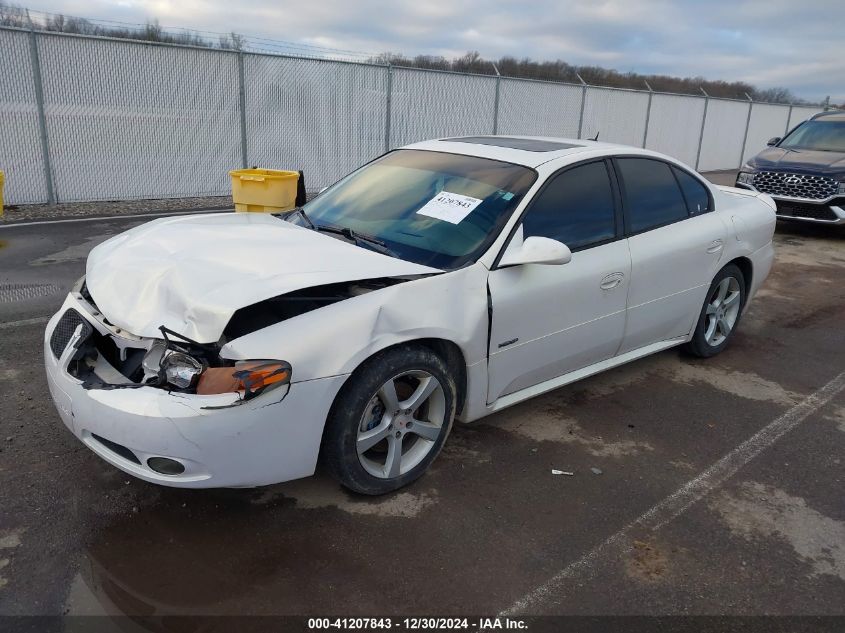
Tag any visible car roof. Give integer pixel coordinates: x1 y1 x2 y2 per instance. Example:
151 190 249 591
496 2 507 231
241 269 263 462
811 110 845 121
401 135 637 168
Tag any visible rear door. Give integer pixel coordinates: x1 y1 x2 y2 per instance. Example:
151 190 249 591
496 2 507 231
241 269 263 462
487 159 631 402
614 158 727 354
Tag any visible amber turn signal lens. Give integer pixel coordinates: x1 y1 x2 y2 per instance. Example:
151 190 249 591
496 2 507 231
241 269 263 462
234 361 291 396
196 361 291 397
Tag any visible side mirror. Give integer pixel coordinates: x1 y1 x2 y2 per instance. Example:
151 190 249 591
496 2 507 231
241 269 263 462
500 235 572 267
766 137 781 146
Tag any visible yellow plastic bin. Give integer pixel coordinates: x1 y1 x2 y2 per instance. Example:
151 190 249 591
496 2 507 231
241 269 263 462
229 168 300 213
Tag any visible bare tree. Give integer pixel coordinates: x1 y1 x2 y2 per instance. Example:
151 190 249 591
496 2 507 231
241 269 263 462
0 1 27 27
0 0 817 104
373 49 805 103
219 31 245 51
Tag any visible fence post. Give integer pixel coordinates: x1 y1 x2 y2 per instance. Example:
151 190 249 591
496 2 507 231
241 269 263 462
491 63 501 135
642 80 654 148
384 64 393 153
785 103 793 136
576 74 587 139
26 23 56 204
694 87 709 172
236 50 248 168
738 92 753 169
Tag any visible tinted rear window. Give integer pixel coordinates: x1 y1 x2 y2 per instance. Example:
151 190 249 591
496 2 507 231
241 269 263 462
672 167 711 216
617 158 688 233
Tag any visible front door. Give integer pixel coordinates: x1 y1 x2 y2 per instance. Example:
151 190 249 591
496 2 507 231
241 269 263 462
487 159 631 403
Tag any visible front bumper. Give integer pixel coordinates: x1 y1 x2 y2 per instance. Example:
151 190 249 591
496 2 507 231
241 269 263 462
44 292 348 488
735 183 845 224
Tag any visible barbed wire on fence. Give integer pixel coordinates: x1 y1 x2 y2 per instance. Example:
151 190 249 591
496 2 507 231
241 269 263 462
2 3 832 104
0 5 380 62
0 25 826 206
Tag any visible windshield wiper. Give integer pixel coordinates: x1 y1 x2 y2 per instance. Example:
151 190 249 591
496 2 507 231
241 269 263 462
314 224 397 258
278 210 397 258
278 206 315 229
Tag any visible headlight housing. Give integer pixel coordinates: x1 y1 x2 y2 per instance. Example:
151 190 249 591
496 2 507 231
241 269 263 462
147 339 292 401
161 352 204 389
737 172 756 186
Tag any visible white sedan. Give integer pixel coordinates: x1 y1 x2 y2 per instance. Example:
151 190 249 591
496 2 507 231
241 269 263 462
45 136 776 495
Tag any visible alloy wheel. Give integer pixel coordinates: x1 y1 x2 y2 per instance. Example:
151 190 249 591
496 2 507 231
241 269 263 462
704 276 741 347
356 370 446 479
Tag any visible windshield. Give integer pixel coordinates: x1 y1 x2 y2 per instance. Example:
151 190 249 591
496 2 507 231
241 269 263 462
299 150 536 269
779 120 845 152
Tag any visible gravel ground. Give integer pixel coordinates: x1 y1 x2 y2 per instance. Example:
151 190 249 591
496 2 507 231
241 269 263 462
0 214 843 624
0 195 233 223
1 172 737 223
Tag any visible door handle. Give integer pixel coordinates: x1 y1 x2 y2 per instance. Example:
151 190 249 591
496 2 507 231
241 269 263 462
706 239 724 254
600 272 625 290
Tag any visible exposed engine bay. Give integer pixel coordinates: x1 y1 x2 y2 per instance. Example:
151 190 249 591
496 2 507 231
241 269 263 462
67 276 416 402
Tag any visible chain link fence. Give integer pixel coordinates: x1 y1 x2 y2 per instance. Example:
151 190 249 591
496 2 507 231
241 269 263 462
0 25 823 206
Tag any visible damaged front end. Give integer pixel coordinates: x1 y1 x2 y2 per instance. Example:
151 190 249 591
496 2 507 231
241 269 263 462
63 274 422 406
222 276 422 340
65 279 292 408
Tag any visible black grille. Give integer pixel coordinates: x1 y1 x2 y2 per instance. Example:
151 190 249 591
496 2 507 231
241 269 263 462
80 280 98 310
91 433 141 465
49 309 92 358
753 171 838 200
775 200 838 221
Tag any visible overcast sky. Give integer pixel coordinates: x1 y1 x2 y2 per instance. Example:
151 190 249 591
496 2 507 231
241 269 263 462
23 0 845 102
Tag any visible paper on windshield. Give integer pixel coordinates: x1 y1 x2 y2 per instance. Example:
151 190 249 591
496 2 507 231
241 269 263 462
416 191 483 224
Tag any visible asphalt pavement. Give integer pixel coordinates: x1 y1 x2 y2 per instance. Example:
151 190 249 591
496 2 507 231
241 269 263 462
0 193 843 628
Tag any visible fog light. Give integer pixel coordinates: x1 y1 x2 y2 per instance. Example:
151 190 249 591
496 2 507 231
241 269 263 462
147 456 185 475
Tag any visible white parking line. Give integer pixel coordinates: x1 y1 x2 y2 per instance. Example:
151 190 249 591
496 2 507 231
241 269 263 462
0 208 232 229
0 316 49 330
499 369 845 616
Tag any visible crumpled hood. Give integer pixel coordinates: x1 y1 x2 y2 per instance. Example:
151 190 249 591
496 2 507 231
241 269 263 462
86 213 440 342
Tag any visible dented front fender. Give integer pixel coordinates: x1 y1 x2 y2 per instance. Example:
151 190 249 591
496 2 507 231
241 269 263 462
221 263 490 383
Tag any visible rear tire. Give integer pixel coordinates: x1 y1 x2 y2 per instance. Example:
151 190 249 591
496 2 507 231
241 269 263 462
683 263 746 358
321 345 456 495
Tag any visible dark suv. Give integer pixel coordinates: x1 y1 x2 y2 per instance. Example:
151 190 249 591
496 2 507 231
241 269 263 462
736 110 845 224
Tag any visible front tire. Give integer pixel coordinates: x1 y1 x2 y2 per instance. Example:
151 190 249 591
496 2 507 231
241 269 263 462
683 263 746 358
322 345 456 495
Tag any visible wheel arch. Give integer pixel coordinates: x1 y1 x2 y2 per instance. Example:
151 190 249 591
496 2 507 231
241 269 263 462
415 338 468 416
317 337 468 473
331 337 468 417
725 256 753 296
